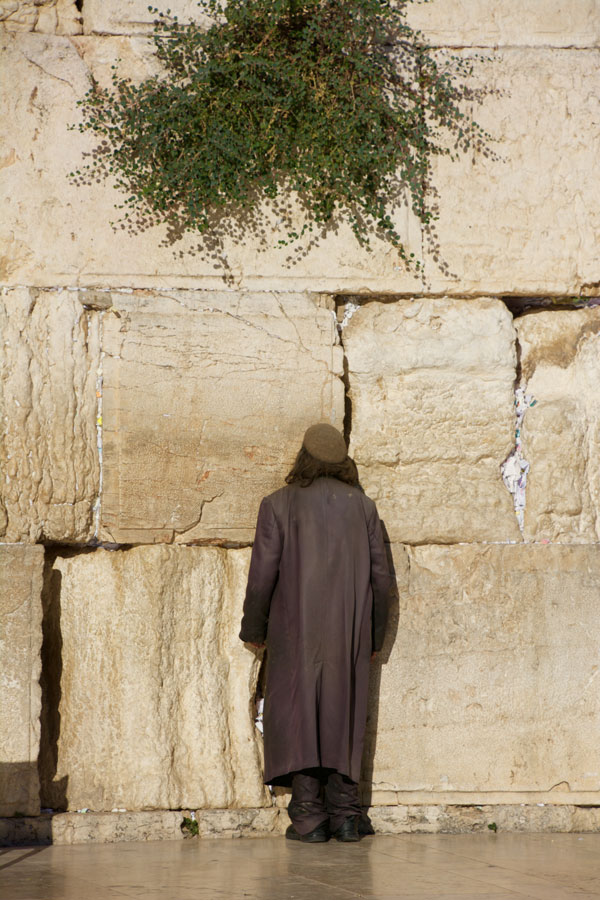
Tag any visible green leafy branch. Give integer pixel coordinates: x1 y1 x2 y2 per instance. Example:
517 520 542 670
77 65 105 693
71 0 492 268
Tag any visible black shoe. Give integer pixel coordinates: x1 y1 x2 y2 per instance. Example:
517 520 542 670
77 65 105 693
332 816 360 842
286 822 329 843
358 813 375 836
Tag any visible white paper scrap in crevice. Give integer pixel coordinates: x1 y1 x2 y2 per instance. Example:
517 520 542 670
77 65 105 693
254 697 264 734
501 386 537 531
338 301 360 332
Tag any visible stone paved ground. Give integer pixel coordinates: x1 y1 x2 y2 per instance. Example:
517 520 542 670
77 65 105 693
1 833 600 899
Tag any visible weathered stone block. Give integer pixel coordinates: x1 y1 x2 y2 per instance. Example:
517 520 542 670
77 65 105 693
0 32 421 294
516 308 600 543
8 39 598 296
99 290 343 544
0 543 44 816
366 544 600 794
41 545 268 812
424 49 600 295
345 298 520 544
0 0 82 34
406 0 600 47
0 288 100 542
193 808 286 840
51 810 185 844
3 36 600 294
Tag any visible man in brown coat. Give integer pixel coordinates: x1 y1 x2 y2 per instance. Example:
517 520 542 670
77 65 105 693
239 423 395 843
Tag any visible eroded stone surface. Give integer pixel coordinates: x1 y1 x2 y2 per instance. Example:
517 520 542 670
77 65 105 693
99 290 343 544
0 543 44 816
41 545 269 812
0 32 421 294
369 804 600 834
80 0 600 46
1 36 598 295
365 544 600 794
5 37 599 295
52 810 186 844
3 803 600 844
0 288 100 542
82 0 211 35
0 0 82 34
406 0 600 47
424 49 600 295
345 298 520 544
516 308 600 543
193 808 285 840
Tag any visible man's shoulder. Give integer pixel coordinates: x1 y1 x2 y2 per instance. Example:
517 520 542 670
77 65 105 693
355 488 379 521
261 484 291 508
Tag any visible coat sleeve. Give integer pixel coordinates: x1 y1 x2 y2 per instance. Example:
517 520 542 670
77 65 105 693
367 502 396 652
239 497 283 644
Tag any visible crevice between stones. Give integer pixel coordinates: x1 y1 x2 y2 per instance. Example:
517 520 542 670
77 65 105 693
38 548 67 813
91 310 104 541
501 295 600 318
500 332 536 535
334 298 360 447
41 538 252 552
333 293 600 312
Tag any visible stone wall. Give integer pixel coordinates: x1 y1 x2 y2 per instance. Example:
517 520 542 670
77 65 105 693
2 9 600 294
2 0 600 836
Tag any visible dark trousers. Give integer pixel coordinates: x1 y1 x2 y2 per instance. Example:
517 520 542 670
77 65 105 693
288 767 361 835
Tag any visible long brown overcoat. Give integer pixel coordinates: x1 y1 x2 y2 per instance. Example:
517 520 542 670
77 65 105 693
239 476 395 786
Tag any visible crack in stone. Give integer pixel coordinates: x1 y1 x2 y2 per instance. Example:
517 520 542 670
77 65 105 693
172 491 225 540
21 52 77 92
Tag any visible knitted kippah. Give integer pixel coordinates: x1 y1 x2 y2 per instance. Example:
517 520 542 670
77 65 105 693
302 423 347 464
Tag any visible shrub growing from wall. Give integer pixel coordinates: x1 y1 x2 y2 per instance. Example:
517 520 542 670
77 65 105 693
72 0 490 265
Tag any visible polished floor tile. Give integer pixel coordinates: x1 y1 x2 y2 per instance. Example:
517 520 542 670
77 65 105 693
1 834 599 900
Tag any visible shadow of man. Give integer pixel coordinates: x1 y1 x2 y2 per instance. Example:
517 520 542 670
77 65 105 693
359 520 406 830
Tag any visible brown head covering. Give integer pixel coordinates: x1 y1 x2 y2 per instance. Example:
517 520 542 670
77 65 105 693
302 423 347 464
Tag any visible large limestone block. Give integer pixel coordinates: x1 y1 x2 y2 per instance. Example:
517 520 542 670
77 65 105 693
0 0 82 33
99 290 344 544
0 288 100 542
516 308 600 543
0 32 421 294
3 34 599 294
406 0 600 48
0 543 44 816
423 49 600 294
41 545 268 812
344 298 520 544
367 543 600 794
4 38 599 293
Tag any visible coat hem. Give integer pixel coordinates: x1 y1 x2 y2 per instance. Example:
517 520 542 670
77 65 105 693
265 761 357 788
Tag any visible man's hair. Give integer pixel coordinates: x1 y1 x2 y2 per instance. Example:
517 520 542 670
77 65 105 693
285 446 360 488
